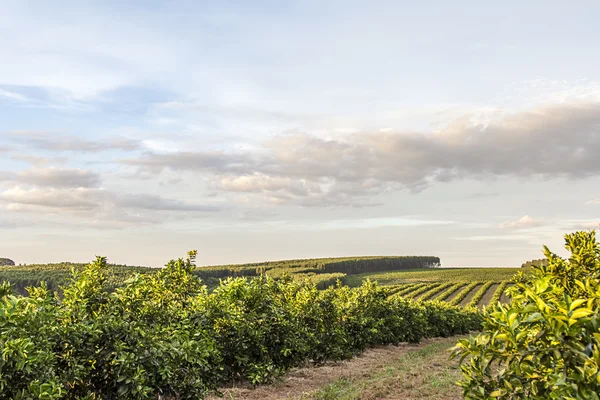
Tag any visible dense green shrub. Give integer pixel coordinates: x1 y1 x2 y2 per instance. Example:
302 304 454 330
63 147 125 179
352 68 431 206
453 231 600 399
0 251 481 399
521 258 548 269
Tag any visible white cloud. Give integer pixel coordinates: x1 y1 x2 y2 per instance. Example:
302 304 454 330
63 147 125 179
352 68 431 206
1 187 100 211
0 187 221 227
0 88 28 102
499 215 545 229
454 234 533 241
586 199 600 205
562 219 600 230
6 131 141 153
15 167 101 188
125 101 600 207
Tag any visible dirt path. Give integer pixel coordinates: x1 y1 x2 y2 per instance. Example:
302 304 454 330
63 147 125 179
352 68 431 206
458 284 481 307
442 284 466 303
206 336 467 400
477 283 498 308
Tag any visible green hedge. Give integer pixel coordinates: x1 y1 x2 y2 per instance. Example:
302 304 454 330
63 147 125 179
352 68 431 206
0 252 479 399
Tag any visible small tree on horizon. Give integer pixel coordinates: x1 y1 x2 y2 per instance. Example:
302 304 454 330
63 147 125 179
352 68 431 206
0 258 15 266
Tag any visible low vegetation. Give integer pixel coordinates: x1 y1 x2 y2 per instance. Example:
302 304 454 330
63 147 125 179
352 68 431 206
448 282 481 306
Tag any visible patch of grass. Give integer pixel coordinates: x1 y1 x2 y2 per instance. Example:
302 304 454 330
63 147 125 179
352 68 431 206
309 338 464 399
313 378 363 400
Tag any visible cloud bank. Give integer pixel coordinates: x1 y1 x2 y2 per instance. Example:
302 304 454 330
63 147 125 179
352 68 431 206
122 102 600 206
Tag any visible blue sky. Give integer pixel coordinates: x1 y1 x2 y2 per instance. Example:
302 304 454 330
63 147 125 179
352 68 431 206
1 1 599 266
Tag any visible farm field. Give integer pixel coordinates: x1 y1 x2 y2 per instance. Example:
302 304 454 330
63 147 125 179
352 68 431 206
0 258 519 309
348 268 520 308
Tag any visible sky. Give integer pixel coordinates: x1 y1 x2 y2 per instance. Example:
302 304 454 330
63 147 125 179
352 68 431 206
1 0 599 267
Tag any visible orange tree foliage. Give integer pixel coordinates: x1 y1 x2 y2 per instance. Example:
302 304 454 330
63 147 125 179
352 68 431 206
453 231 600 399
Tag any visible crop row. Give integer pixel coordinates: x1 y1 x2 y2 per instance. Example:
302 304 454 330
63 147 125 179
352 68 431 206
346 268 520 287
405 282 442 299
385 283 413 296
448 281 481 306
433 282 465 302
489 280 510 306
418 282 455 301
383 280 515 308
395 282 428 297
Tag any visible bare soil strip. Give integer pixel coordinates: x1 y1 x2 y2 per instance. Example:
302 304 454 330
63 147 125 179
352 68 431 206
206 336 467 400
477 283 499 308
499 283 514 304
441 284 466 303
458 284 482 307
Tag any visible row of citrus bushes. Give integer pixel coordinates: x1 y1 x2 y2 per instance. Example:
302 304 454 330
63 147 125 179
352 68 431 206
0 252 481 400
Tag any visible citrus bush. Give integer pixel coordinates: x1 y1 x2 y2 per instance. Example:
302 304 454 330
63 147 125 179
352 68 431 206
453 231 600 399
0 251 482 399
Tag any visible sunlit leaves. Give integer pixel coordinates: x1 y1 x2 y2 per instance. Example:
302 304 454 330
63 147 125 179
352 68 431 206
453 230 600 399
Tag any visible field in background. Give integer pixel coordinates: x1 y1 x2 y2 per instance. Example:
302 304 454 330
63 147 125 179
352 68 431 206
0 256 519 308
347 268 519 308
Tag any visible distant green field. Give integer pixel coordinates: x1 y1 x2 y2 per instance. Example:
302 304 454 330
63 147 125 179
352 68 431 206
0 255 441 294
345 268 521 308
0 262 156 294
0 257 520 307
346 267 521 286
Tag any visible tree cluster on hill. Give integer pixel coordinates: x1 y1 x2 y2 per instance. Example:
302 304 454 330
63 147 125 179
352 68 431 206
0 258 14 266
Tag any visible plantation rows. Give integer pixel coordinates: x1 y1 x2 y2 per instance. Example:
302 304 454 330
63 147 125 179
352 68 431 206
0 252 481 399
384 280 512 308
346 267 520 287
